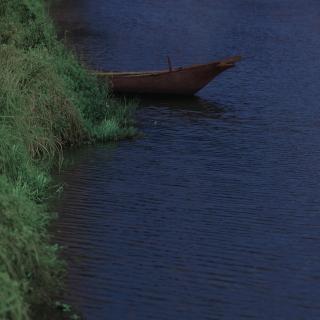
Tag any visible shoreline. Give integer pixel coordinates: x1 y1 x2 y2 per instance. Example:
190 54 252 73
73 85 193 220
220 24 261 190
0 0 136 318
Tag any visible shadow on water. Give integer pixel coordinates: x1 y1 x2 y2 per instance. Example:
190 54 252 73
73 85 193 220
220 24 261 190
125 94 227 120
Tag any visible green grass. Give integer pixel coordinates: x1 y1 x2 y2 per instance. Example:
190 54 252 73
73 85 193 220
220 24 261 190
0 0 136 318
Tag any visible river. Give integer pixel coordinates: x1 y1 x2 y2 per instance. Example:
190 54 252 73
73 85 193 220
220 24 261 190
52 0 320 319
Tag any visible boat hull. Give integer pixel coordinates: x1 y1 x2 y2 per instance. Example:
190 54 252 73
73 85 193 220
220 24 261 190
96 56 240 95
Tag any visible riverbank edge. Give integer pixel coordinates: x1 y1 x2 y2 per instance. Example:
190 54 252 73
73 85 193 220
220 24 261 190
0 0 136 318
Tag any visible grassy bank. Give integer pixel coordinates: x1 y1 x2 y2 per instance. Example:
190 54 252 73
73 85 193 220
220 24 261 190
0 0 136 318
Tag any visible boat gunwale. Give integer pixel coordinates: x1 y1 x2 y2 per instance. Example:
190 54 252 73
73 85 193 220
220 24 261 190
95 56 241 78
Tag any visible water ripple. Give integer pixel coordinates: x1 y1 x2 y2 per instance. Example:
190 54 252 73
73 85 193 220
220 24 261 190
51 0 320 319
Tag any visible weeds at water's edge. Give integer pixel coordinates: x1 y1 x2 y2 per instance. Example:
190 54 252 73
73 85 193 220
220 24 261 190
0 0 137 318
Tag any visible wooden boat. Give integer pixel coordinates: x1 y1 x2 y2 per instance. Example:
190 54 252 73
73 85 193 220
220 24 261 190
95 56 241 95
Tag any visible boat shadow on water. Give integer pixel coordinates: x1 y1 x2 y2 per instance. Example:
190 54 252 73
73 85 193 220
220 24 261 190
122 93 228 121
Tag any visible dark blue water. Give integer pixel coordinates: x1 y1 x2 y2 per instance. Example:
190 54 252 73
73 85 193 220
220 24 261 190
52 1 320 319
